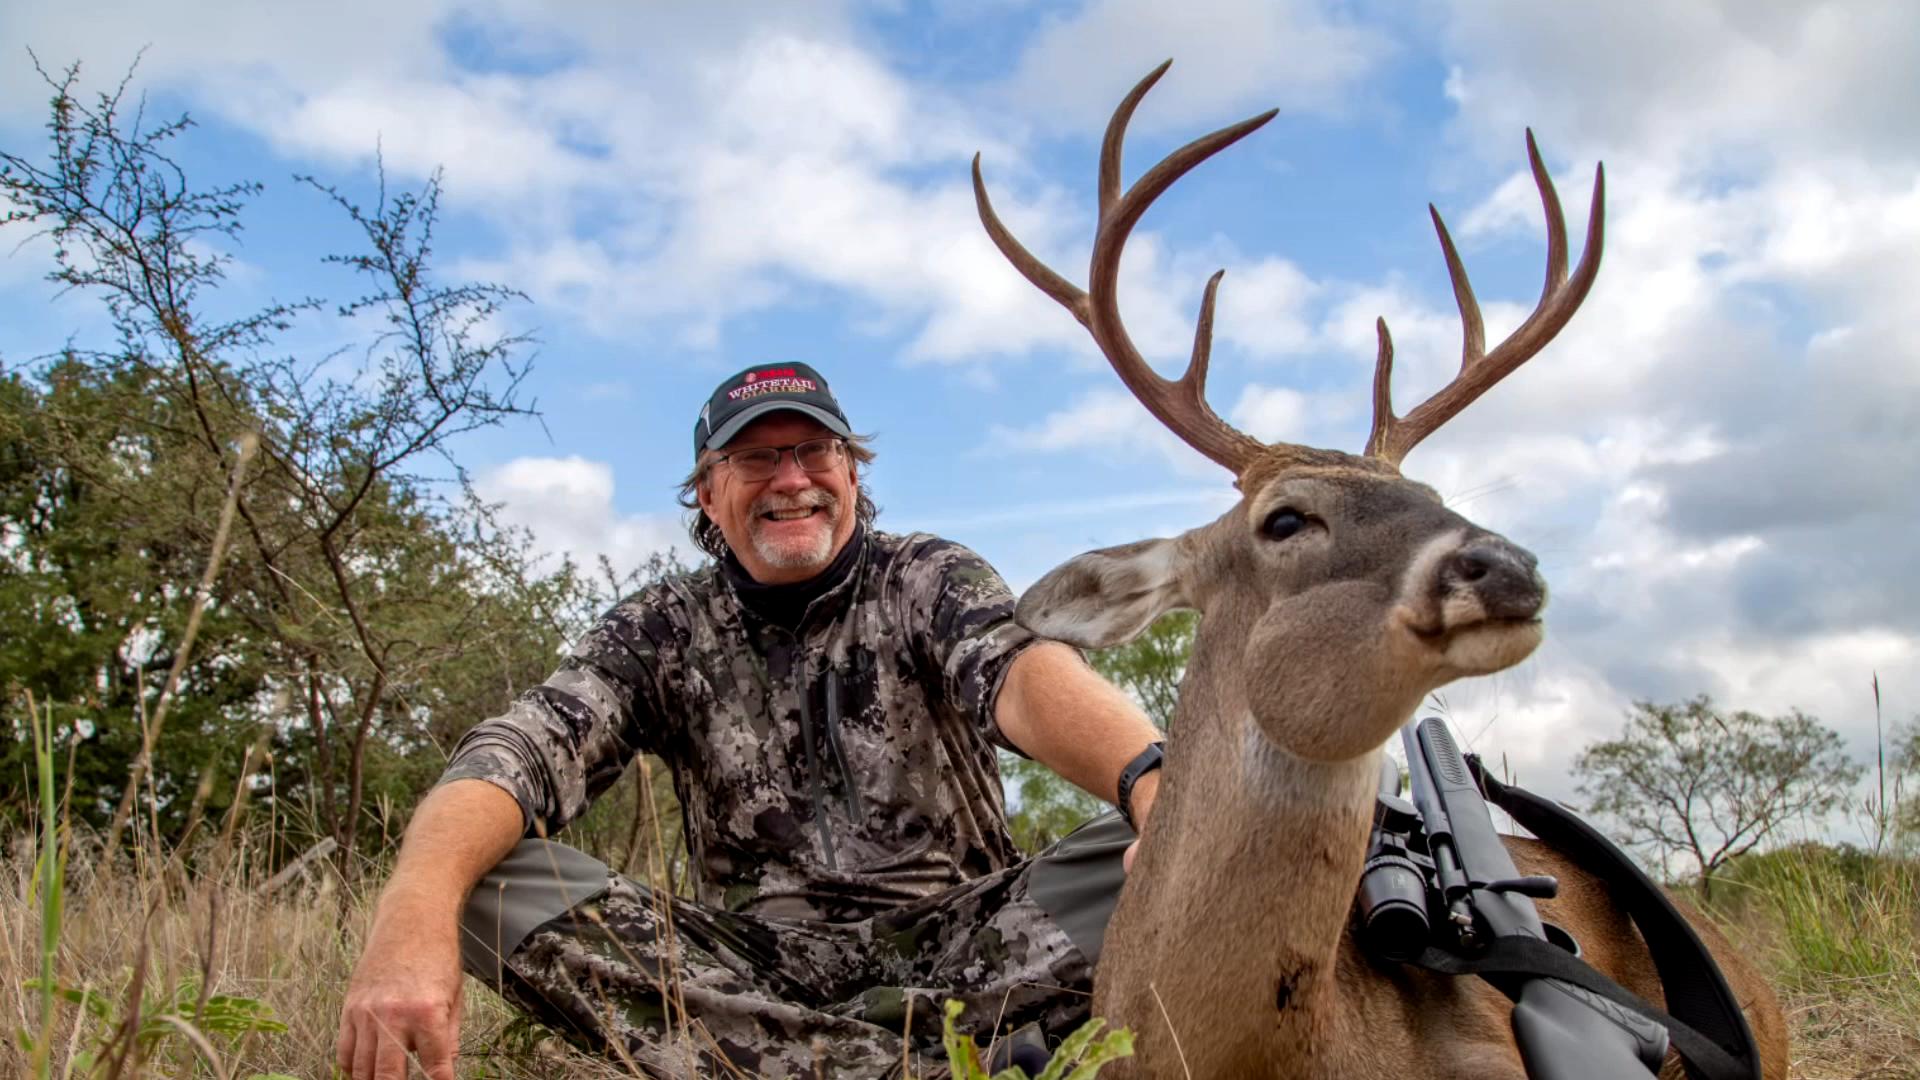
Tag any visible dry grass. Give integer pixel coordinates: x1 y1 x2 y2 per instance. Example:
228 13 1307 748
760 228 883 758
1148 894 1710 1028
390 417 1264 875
0 831 626 1078
1779 986 1920 1080
10 834 1917 1078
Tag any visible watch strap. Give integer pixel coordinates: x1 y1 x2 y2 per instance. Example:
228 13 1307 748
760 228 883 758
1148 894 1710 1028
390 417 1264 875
1116 740 1166 831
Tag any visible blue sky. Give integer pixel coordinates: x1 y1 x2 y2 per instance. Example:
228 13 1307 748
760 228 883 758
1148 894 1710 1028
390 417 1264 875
4 1 1917 818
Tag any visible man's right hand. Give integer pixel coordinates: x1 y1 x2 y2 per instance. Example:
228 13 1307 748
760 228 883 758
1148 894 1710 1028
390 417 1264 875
336 779 526 1079
336 888 464 1080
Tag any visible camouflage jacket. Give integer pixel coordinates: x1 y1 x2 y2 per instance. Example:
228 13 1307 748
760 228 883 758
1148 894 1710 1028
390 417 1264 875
441 529 1039 922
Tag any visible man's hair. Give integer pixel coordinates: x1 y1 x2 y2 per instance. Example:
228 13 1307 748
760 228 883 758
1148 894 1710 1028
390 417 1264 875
676 434 879 559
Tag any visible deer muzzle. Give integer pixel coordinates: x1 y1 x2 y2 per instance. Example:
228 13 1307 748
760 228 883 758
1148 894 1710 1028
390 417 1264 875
1394 531 1548 643
1440 537 1546 625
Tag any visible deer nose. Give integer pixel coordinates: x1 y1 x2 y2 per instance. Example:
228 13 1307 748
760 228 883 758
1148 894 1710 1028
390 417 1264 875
1443 538 1545 621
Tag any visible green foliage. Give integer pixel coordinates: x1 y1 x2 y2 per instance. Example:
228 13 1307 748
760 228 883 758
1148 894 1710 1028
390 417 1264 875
1574 694 1863 898
1001 751 1104 855
1719 844 1919 989
23 975 289 1076
940 998 1133 1080
1888 718 1920 840
0 361 269 835
22 696 63 1078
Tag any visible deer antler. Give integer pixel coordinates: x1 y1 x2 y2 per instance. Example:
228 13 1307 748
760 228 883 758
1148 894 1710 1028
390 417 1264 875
1365 133 1605 466
972 61 1273 476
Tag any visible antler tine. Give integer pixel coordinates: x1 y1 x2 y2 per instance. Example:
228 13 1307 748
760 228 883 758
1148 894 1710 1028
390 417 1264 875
1367 317 1397 460
972 155 1092 325
1096 60 1174 221
974 62 1276 476
1366 134 1606 466
1085 71 1277 474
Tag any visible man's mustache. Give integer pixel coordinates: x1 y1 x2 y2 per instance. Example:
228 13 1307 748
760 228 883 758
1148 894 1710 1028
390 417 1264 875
750 488 840 519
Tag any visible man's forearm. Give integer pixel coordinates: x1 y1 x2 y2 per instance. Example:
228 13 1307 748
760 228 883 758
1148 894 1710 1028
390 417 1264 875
341 779 522 1077
376 779 525 919
996 642 1164 826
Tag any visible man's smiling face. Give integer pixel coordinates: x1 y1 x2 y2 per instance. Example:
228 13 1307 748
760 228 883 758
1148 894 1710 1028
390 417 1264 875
697 412 859 584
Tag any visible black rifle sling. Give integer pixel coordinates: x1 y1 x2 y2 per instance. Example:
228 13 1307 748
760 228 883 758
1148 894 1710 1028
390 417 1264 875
1409 936 1751 1080
1470 764 1763 1080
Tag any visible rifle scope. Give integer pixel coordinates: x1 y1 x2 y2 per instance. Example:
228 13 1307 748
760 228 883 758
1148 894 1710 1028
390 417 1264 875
1359 754 1430 961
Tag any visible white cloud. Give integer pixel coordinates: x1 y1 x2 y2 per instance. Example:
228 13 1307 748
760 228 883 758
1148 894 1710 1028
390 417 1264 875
0 3 453 121
260 75 593 202
1209 255 1319 358
0 1 1384 370
1002 0 1391 134
1435 0 1920 170
917 488 1237 536
477 455 686 573
1227 384 1311 444
993 387 1181 453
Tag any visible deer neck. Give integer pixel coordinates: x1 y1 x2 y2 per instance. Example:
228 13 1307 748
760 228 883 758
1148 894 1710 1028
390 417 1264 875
1152 704 1381 963
1116 605 1390 1043
1105 588 1405 1053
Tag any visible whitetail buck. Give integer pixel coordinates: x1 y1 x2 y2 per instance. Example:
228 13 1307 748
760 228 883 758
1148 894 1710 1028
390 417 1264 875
974 64 1788 1079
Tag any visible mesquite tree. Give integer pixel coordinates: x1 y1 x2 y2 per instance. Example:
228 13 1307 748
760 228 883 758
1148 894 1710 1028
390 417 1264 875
0 58 551 861
1574 694 1862 898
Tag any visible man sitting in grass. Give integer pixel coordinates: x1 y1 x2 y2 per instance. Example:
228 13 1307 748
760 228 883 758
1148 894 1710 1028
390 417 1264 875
337 363 1165 1078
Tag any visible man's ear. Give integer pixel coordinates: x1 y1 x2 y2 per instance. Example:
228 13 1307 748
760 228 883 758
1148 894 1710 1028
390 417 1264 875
1016 537 1190 649
695 457 718 515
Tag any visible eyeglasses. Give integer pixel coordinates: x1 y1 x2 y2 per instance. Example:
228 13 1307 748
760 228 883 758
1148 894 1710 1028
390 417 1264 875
712 437 847 483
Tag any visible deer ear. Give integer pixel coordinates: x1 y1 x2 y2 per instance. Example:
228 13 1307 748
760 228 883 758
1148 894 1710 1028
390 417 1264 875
1016 537 1189 648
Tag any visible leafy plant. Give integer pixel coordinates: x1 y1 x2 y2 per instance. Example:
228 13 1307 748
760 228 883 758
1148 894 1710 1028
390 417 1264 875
24 975 289 1076
940 998 1134 1080
17 694 65 1078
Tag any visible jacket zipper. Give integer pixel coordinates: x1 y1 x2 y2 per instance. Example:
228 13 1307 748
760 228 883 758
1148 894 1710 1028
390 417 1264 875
824 669 864 822
794 647 840 870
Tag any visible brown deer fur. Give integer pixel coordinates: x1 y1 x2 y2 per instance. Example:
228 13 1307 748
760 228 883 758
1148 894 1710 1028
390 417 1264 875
982 64 1789 1079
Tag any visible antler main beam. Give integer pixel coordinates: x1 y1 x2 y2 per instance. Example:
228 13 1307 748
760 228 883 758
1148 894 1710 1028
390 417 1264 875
1365 133 1606 466
973 61 1273 475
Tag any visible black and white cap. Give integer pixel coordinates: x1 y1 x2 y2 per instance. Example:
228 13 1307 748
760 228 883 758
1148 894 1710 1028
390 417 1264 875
693 362 852 457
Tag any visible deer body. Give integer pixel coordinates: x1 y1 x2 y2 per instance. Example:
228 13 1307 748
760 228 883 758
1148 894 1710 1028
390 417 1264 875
976 63 1788 1078
1068 507 1784 1076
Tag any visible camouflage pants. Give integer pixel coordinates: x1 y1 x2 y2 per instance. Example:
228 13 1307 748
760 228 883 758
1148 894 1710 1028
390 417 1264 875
458 815 1131 1079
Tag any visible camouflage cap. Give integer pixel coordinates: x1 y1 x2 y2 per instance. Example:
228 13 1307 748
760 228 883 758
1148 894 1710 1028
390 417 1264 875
694 363 852 458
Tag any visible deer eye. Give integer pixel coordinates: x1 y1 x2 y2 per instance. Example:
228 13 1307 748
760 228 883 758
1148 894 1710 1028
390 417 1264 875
1261 508 1308 541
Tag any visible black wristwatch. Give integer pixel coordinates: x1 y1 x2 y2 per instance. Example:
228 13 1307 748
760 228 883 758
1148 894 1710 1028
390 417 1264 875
1116 741 1165 832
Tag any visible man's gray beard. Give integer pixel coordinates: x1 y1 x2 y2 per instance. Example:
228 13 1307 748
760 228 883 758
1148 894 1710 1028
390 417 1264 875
747 488 842 570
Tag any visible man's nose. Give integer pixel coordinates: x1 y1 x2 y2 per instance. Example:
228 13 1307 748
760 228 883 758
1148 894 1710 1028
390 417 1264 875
766 450 813 491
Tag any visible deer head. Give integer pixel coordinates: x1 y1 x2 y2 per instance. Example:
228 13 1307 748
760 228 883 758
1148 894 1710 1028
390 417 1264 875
975 61 1602 763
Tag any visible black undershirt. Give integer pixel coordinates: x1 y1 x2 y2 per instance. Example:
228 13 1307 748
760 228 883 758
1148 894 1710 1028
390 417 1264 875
721 523 867 630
